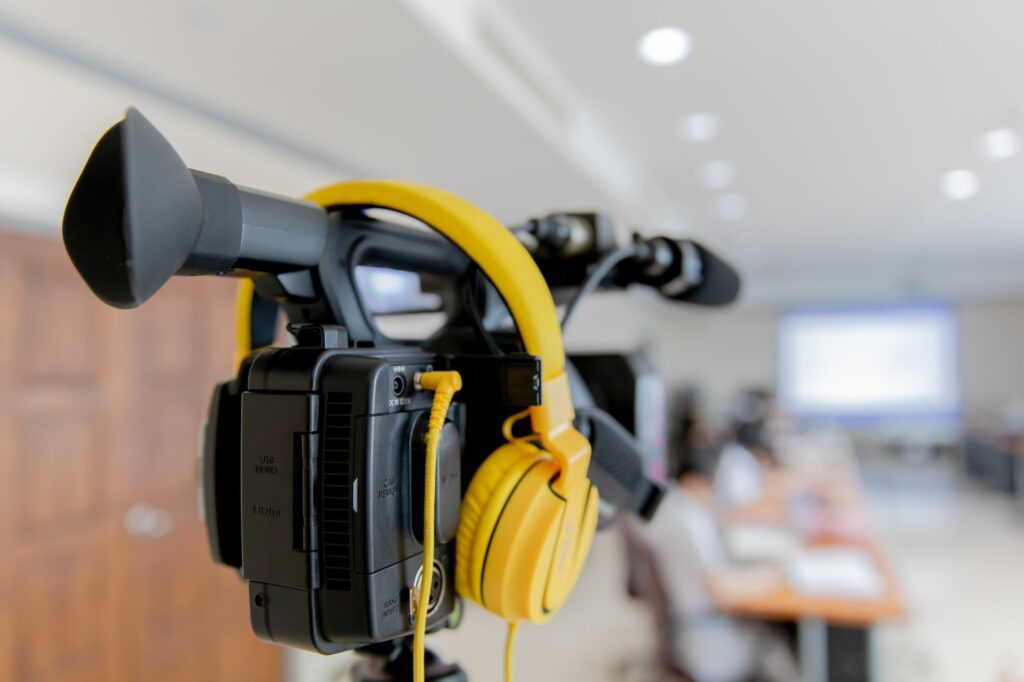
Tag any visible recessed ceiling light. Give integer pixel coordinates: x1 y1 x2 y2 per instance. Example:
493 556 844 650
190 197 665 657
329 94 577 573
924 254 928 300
979 128 1020 160
677 113 720 143
715 192 749 221
941 169 979 201
637 27 691 65
701 160 737 189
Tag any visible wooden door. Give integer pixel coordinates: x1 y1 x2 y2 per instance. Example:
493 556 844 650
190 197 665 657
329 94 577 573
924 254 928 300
0 231 282 682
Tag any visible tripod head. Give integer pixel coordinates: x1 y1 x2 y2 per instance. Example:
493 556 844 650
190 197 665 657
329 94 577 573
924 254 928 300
351 637 467 682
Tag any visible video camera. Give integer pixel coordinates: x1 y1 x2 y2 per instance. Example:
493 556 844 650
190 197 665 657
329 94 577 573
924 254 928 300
62 109 739 663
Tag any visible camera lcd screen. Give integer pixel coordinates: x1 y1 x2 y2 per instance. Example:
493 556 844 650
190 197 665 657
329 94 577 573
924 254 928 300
354 265 444 315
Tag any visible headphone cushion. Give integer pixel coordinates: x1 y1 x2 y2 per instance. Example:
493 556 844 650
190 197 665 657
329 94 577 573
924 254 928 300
455 441 547 604
479 468 597 622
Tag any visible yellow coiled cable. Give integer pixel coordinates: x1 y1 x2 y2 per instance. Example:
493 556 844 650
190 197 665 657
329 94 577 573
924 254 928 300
413 371 463 682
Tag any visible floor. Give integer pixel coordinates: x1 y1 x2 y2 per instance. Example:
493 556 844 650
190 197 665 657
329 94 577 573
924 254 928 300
866 458 1024 682
290 457 1024 682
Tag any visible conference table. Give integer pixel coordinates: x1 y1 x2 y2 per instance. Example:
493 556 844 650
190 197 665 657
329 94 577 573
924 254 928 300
689 466 905 682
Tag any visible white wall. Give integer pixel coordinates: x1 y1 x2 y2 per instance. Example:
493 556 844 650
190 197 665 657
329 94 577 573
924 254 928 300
957 300 1024 419
564 289 776 422
565 291 1024 425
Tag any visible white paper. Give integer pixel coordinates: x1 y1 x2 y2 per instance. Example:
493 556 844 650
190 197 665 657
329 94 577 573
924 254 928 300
786 547 884 600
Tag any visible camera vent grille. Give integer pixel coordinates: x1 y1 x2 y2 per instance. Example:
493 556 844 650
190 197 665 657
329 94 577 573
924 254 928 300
322 391 354 591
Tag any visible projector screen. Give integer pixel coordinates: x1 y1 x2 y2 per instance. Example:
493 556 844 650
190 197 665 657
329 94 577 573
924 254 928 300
778 303 961 421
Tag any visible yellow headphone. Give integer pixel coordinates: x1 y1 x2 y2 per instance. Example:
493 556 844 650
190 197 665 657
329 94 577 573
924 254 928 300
302 181 600 626
236 180 600 679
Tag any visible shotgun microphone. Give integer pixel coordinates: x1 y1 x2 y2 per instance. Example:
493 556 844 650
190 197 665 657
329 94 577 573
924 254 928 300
615 236 741 306
515 212 741 306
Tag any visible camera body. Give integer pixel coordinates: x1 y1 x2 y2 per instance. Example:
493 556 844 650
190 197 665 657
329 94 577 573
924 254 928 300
202 322 543 653
205 327 461 653
63 109 697 659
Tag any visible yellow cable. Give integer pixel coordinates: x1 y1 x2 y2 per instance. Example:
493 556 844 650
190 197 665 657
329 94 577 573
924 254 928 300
234 279 256 370
413 370 463 682
500 409 531 444
504 620 520 682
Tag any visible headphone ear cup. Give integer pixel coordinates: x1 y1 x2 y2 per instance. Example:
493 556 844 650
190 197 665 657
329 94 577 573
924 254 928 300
480 472 599 622
538 479 600 613
455 442 547 605
456 438 601 623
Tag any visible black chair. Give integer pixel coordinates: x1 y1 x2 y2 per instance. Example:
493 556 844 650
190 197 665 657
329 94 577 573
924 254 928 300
621 519 695 681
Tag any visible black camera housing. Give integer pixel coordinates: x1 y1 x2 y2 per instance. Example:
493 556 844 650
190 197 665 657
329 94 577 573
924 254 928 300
202 323 543 653
63 109 670 658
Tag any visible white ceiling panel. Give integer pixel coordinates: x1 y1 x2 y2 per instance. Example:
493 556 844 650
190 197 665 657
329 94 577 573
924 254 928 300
2 0 1024 304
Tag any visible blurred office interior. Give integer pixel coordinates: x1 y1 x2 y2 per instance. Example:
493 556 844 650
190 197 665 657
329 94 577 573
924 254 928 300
3 1 1024 681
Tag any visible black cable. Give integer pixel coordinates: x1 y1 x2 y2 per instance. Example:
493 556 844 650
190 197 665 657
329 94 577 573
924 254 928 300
250 288 281 348
560 244 640 331
461 266 505 356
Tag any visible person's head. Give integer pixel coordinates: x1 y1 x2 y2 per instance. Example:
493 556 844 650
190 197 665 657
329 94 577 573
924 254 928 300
730 388 775 456
672 459 699 483
671 386 705 480
677 386 702 421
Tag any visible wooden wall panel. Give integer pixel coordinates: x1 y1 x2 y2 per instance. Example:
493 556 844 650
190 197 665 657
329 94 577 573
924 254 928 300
13 403 105 535
0 231 282 682
0 254 13 682
8 528 117 682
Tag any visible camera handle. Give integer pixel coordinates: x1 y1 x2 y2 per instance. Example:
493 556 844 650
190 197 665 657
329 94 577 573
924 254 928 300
250 211 474 346
350 636 467 682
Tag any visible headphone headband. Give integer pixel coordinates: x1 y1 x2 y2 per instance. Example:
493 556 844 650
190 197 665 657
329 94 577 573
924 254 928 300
304 180 590 493
306 180 563 377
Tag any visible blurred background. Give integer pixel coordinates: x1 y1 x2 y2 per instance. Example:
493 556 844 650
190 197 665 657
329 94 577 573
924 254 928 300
3 1 1024 681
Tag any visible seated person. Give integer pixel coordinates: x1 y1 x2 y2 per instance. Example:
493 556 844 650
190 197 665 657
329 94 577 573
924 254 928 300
713 440 765 514
630 470 799 682
712 388 778 514
669 387 715 478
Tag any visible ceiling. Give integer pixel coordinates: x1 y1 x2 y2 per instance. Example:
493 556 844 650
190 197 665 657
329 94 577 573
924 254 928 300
1 0 1024 306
